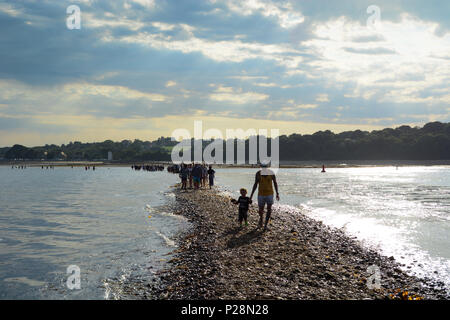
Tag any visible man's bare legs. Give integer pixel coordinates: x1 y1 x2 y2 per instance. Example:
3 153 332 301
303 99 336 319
264 204 272 230
258 203 272 230
258 206 264 228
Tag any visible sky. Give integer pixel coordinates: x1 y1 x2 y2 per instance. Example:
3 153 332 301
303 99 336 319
0 0 449 147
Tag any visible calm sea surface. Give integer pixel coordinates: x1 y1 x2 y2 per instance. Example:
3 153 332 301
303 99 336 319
1 165 449 299
215 166 450 291
0 166 186 299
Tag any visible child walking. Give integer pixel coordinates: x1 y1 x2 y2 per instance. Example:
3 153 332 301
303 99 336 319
231 188 252 227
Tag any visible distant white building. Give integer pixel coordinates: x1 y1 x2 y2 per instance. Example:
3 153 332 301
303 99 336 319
108 151 113 161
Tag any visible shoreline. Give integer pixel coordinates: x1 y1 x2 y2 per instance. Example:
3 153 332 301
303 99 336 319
2 160 450 169
142 187 448 300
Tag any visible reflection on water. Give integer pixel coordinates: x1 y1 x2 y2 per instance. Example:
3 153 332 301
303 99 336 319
216 166 450 290
0 167 187 299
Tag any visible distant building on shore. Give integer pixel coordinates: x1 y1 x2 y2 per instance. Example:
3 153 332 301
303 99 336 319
108 151 113 161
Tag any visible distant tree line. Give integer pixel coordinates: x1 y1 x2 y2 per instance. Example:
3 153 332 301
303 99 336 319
1 122 450 161
278 121 450 160
1 137 176 161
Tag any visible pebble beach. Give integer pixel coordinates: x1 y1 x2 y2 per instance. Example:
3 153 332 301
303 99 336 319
135 187 449 300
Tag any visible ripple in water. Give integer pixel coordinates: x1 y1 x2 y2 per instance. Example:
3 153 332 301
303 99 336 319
0 167 188 299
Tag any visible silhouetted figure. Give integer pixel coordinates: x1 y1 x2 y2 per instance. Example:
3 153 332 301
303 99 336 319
250 163 280 231
207 165 215 189
321 165 326 173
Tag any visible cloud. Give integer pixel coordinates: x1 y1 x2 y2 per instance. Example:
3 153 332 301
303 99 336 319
165 80 177 87
300 14 450 105
217 0 305 29
130 0 155 9
102 27 304 68
0 2 23 17
0 79 169 121
343 47 396 55
350 34 386 42
316 94 330 102
209 85 269 104
0 0 449 146
295 104 318 109
65 83 168 101
83 12 146 31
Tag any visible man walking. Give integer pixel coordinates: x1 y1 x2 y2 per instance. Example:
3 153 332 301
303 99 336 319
250 163 280 231
179 163 189 190
207 165 215 189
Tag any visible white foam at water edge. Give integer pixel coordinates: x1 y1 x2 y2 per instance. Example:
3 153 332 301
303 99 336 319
217 187 234 198
103 281 111 300
156 211 188 221
145 205 187 221
155 231 177 247
163 192 175 198
103 272 129 300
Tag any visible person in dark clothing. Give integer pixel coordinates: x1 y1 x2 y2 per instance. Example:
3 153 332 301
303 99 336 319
179 164 189 190
207 165 215 189
191 163 203 189
231 188 252 227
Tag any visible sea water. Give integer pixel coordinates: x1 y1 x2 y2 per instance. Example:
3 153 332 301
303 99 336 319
0 166 187 299
215 166 450 292
1 165 449 298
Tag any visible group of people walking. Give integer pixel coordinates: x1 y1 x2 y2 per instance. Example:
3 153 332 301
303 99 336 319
11 165 28 169
178 163 215 190
167 164 181 174
12 165 54 169
132 164 164 172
